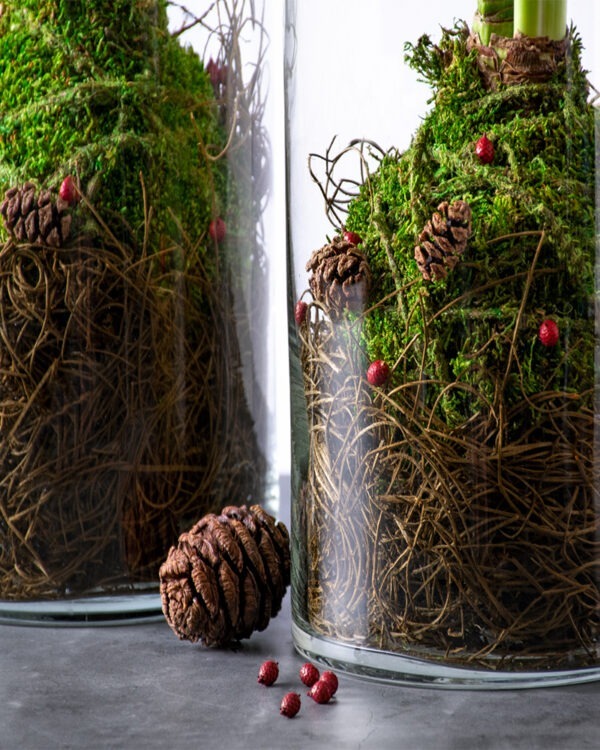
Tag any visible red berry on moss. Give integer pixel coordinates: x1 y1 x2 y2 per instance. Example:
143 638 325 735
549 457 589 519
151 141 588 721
294 300 308 325
59 175 79 205
299 662 320 687
308 679 333 704
206 58 220 87
257 660 279 686
343 230 362 246
538 319 559 347
367 360 390 387
209 217 226 243
320 670 339 696
475 135 494 164
280 692 301 718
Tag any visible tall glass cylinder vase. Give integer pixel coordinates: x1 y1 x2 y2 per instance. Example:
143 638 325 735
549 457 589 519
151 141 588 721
285 0 600 687
0 0 281 624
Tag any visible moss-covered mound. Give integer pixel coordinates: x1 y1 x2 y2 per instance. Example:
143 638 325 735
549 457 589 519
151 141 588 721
295 23 599 667
346 24 595 426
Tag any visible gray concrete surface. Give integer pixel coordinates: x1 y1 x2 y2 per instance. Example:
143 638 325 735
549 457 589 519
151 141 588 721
1 595 598 750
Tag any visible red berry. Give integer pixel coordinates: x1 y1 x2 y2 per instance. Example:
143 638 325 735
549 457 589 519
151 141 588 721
294 300 308 325
475 135 494 164
366 359 390 387
299 662 320 687
257 660 279 686
280 692 301 718
206 58 220 87
206 58 228 89
538 319 559 347
308 679 333 704
59 175 79 205
320 670 339 696
343 230 362 245
209 217 226 243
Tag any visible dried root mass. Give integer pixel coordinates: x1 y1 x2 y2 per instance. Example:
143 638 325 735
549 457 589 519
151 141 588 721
0 228 264 599
297 312 599 668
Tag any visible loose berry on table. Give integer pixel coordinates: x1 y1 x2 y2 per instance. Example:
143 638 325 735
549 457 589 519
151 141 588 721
299 662 320 687
307 679 334 704
320 670 339 696
280 692 301 718
257 659 279 686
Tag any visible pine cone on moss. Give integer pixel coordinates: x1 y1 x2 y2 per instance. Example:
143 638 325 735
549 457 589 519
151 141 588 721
414 199 472 281
306 235 371 316
159 504 290 647
0 183 72 247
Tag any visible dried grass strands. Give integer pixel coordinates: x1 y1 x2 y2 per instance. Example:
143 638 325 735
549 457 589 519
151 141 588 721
0 223 263 599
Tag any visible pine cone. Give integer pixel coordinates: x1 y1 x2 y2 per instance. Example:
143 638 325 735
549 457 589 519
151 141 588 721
306 235 371 316
414 199 472 281
159 504 290 647
0 182 72 247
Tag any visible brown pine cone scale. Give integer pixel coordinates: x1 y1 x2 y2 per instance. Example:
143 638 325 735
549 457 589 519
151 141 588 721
159 504 290 647
307 235 371 316
414 199 472 281
1 183 72 247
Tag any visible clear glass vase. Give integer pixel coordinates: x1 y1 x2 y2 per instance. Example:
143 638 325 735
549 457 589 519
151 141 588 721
0 0 281 624
285 0 600 687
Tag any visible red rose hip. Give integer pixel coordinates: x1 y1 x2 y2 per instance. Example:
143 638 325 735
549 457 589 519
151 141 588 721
343 230 362 246
367 359 390 387
209 217 226 243
475 135 494 164
299 662 320 687
538 319 559 347
294 300 308 325
257 660 279 686
59 175 79 205
206 58 220 87
280 692 301 718
307 679 334 704
320 670 339 696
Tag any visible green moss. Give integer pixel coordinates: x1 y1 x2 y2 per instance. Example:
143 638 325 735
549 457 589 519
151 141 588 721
345 23 596 426
0 0 224 250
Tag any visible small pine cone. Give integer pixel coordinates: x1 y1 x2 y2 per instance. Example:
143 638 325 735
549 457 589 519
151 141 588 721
0 183 72 247
159 504 290 647
306 235 371 316
414 199 472 281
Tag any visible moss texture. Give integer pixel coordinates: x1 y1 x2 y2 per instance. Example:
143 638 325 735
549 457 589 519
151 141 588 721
346 24 596 427
0 0 224 248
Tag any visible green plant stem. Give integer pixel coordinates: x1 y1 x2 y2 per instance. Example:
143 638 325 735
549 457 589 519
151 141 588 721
473 0 514 45
514 0 567 40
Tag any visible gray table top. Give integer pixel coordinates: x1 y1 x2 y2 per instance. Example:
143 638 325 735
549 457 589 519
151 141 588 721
1 592 598 750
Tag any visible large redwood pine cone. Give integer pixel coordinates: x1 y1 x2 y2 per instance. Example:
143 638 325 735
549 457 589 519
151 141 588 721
159 504 290 647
